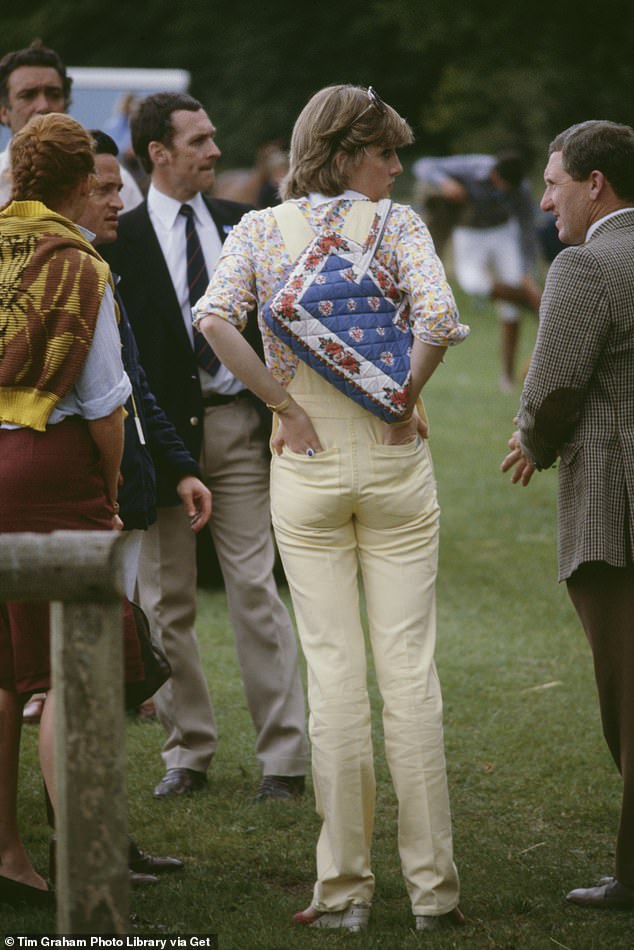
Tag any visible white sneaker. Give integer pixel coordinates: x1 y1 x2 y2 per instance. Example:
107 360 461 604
294 902 371 931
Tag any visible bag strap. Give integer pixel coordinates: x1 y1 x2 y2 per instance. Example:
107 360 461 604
272 199 392 267
353 198 393 283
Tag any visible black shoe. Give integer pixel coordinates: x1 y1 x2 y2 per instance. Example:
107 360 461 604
416 907 466 930
50 834 182 884
0 874 53 908
253 774 305 802
153 768 207 799
128 838 184 875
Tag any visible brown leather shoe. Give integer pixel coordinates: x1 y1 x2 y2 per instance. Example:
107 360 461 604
566 877 634 909
153 768 206 799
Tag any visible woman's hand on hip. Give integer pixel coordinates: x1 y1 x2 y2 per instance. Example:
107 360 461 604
271 403 322 457
382 413 428 445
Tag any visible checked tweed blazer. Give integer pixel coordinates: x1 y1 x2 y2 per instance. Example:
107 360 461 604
518 209 634 581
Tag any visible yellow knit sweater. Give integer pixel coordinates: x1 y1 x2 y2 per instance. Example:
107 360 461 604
0 200 113 431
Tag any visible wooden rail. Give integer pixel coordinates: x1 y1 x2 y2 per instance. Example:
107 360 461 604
0 530 130 933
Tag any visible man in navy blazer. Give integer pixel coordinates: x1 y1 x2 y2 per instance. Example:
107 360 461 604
103 92 308 801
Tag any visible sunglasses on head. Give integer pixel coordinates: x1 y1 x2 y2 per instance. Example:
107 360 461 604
366 86 387 115
331 86 388 149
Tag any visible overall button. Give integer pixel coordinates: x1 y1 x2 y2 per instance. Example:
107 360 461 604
189 416 200 427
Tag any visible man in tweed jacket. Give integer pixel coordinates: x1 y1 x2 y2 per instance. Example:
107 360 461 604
502 120 634 909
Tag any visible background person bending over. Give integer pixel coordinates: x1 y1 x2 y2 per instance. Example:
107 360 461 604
413 149 540 391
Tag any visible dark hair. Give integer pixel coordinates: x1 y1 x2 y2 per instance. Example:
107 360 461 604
549 120 634 202
0 40 72 109
90 129 119 157
10 113 94 207
494 149 526 188
130 91 204 173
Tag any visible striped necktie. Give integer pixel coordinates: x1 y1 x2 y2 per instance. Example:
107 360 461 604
179 203 220 375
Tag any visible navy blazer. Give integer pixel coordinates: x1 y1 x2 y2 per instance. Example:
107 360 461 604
117 291 200 527
103 196 265 507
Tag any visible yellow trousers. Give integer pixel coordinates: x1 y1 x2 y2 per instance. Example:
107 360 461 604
270 364 460 915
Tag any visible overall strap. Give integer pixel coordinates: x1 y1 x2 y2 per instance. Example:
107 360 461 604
272 199 391 263
271 202 315 259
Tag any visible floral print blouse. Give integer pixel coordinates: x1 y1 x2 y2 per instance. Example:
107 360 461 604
192 196 470 386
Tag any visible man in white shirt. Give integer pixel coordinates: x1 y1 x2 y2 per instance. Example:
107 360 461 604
0 41 141 211
103 92 308 802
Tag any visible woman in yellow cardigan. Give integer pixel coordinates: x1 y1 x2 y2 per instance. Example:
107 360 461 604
0 113 138 907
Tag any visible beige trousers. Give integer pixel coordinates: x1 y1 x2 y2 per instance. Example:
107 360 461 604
270 365 459 915
138 397 308 776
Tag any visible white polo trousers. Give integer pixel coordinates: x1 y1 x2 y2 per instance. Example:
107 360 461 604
453 219 524 322
270 364 459 915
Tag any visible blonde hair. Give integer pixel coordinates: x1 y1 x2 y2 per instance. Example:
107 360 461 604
281 84 413 199
10 113 95 207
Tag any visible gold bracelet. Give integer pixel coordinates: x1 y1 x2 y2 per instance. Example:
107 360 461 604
266 396 291 413
390 414 414 428
111 501 120 514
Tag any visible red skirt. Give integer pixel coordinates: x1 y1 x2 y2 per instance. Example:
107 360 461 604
0 417 144 695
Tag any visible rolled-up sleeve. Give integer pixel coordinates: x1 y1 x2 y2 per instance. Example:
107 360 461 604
395 206 470 347
52 284 131 421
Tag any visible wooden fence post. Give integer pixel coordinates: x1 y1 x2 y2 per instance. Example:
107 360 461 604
0 530 130 933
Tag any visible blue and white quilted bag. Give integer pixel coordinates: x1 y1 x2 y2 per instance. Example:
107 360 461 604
263 199 413 422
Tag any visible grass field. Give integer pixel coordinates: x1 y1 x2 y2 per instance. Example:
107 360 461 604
6 296 632 947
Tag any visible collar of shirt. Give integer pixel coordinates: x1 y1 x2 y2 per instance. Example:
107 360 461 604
146 183 222 309
308 189 370 208
77 223 96 243
147 183 211 230
586 207 634 242
0 148 11 204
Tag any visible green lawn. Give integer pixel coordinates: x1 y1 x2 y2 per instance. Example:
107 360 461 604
7 297 632 947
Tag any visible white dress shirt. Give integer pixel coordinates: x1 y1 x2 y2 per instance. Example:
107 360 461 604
586 207 634 242
147 183 242 395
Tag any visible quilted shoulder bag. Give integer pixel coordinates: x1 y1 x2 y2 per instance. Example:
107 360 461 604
262 199 413 421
